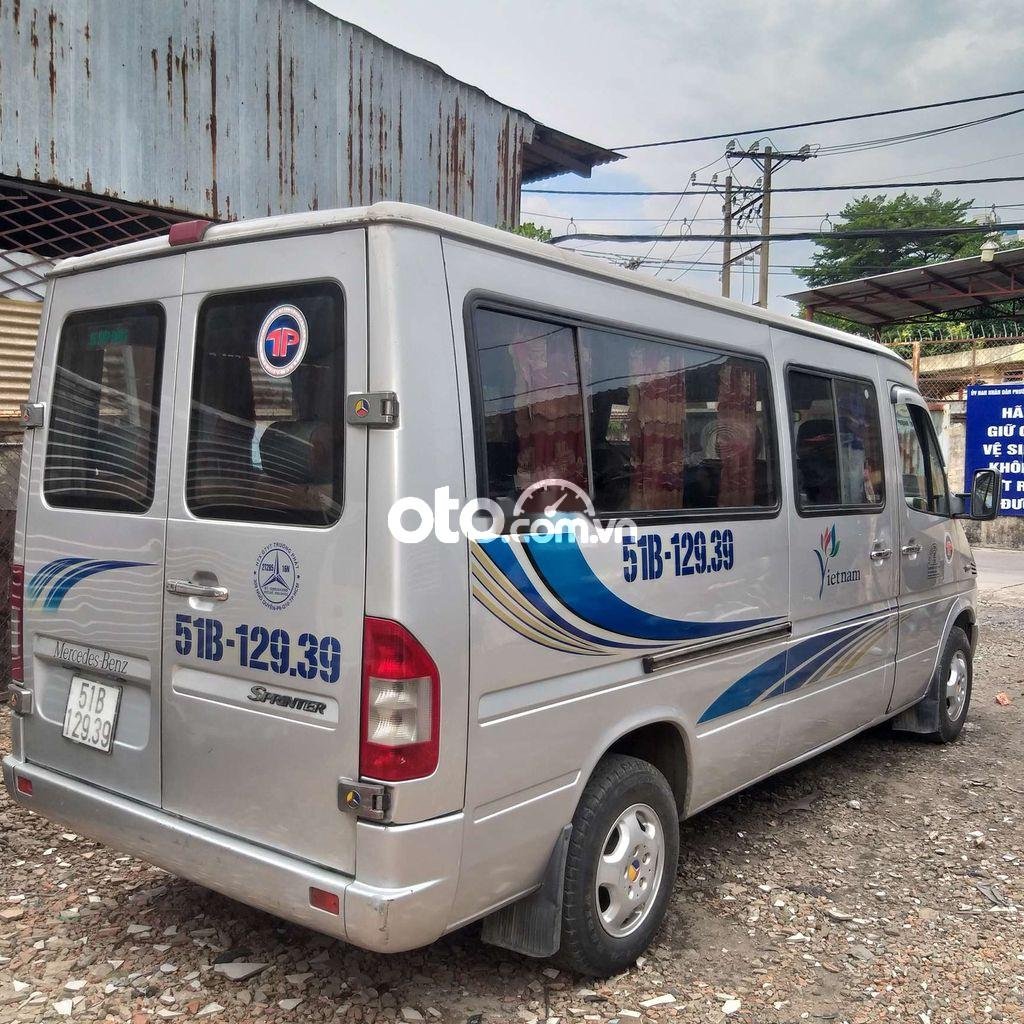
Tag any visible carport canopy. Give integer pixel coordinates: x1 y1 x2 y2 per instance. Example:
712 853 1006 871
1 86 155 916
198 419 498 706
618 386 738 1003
787 245 1024 328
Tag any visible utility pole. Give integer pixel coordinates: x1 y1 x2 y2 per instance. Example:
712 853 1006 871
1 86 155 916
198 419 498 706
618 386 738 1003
721 175 732 298
700 144 814 308
758 148 773 307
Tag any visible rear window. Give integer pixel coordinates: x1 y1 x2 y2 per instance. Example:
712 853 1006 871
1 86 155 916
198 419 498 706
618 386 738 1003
186 283 344 527
44 303 165 514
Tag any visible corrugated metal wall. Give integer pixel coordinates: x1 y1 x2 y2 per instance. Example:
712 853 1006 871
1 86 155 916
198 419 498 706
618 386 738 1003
0 298 41 423
0 0 534 226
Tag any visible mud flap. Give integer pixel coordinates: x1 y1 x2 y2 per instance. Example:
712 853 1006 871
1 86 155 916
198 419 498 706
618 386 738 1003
890 694 940 734
481 825 571 958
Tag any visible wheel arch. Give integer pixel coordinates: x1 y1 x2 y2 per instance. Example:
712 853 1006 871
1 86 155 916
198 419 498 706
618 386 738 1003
597 715 692 821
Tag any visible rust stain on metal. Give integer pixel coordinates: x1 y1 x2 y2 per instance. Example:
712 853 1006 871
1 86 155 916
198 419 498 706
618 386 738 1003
276 24 283 197
178 44 188 121
346 35 354 202
29 10 38 76
208 32 218 217
46 7 56 104
264 67 271 161
288 55 296 197
165 36 173 104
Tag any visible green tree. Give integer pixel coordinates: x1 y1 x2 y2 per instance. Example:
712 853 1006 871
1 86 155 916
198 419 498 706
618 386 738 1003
795 190 992 288
503 221 553 242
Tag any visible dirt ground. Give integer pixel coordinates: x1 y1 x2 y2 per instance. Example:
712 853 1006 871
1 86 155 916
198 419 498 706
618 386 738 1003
2 592 1022 1024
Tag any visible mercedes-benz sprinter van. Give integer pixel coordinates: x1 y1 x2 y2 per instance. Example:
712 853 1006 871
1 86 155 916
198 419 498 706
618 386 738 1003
4 204 1000 975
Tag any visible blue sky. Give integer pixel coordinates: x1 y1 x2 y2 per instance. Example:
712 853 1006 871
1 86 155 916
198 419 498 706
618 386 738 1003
316 1 1024 313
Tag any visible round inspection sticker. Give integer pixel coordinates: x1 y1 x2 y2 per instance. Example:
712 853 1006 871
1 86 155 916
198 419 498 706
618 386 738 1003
256 304 308 378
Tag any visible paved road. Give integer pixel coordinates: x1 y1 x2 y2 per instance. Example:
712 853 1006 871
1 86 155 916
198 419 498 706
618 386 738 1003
973 544 1024 598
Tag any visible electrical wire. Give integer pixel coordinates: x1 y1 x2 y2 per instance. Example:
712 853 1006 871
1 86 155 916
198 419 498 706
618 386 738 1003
521 202 1024 224
815 106 1024 155
524 175 1024 197
549 222 1024 244
609 88 1024 150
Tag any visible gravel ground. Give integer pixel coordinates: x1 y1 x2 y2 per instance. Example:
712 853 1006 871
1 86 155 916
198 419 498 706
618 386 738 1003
2 592 1022 1024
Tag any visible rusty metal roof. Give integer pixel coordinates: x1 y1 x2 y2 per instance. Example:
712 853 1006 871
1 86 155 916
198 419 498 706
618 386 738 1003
0 0 620 230
787 246 1024 327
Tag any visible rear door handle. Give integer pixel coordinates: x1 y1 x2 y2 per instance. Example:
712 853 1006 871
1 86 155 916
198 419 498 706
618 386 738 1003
165 580 229 601
901 541 922 557
869 546 893 561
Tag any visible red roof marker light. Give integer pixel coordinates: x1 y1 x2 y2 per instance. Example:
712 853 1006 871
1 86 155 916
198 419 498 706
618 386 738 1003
168 220 213 247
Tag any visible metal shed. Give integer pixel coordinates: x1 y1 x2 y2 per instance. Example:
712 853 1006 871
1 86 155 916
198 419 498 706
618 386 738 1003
0 0 619 231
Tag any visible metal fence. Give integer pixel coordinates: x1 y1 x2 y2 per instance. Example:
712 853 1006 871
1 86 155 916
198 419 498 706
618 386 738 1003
879 329 1024 404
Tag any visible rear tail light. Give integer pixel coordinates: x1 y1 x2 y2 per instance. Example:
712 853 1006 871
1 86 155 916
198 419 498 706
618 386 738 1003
360 617 440 782
10 563 24 683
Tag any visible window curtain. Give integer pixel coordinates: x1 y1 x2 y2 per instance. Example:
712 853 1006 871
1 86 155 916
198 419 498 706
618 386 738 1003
508 328 586 492
627 344 686 509
716 361 758 506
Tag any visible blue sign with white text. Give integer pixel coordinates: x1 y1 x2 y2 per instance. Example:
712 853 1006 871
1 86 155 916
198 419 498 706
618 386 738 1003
965 383 1024 516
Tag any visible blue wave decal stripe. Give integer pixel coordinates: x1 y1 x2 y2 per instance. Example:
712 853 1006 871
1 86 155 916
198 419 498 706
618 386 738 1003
40 559 151 611
697 651 789 724
701 619 883 722
28 557 87 603
479 539 652 651
522 533 775 642
782 623 876 694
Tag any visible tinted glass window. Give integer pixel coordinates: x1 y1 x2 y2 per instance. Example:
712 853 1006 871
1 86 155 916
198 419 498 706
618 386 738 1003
44 304 164 513
581 330 777 512
895 402 949 516
789 370 884 511
186 283 344 526
474 308 588 508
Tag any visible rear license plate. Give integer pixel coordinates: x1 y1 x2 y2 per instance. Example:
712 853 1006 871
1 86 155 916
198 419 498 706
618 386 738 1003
62 677 122 753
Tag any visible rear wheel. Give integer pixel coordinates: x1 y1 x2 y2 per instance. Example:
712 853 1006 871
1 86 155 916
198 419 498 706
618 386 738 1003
928 626 973 743
559 754 679 976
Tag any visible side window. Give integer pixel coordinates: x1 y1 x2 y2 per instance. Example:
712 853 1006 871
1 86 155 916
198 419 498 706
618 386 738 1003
580 329 777 513
44 303 165 514
895 402 950 516
789 369 884 512
473 308 588 508
471 305 779 515
186 282 344 526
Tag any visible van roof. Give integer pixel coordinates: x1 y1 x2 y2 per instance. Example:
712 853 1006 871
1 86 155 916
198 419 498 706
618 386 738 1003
50 202 906 367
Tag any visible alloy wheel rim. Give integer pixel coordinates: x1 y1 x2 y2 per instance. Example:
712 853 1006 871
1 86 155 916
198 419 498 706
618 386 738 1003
945 650 969 722
594 802 665 938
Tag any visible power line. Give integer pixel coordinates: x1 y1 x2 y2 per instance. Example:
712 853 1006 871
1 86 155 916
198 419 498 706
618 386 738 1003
525 175 1024 197
550 223 1024 245
521 202 1024 224
610 87 1024 150
814 106 1024 156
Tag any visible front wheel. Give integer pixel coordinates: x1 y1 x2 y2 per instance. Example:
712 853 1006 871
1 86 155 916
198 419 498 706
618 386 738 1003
929 626 973 743
559 754 679 976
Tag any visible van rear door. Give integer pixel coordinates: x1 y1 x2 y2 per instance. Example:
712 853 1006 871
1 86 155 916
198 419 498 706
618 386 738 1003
19 257 184 806
159 231 367 873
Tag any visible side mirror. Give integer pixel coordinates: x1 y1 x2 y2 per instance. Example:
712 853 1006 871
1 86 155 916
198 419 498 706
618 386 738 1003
964 468 1001 521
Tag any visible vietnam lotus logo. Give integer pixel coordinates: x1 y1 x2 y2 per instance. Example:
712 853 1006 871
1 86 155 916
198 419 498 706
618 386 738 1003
815 524 840 599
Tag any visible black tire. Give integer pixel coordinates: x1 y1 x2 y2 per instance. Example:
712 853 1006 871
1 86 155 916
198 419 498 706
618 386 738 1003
558 754 679 977
928 626 973 743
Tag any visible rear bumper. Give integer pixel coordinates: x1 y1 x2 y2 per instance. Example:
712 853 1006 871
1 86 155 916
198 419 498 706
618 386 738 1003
2 755 463 953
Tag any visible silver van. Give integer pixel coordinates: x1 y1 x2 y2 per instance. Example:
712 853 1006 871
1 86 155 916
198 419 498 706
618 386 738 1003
4 204 1000 975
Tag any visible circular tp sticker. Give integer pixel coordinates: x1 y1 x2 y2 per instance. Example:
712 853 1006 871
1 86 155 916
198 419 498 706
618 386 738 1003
256 304 308 378
253 542 301 610
944 532 955 564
